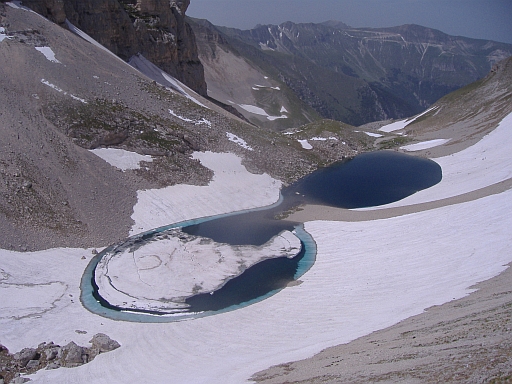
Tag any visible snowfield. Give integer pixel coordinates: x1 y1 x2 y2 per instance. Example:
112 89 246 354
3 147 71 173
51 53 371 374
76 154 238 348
400 138 451 151
89 148 153 171
35 46 60 63
0 108 511 383
379 107 438 133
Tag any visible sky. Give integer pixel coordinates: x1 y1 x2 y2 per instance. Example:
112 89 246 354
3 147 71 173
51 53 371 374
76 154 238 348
187 0 512 44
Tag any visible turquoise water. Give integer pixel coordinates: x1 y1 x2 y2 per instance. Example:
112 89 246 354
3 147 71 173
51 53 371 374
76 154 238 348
80 151 441 322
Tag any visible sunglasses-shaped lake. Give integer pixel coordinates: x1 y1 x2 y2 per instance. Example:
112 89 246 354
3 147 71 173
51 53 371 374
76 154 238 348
81 151 441 322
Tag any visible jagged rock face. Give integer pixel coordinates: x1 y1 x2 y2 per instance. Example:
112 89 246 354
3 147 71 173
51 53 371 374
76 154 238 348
22 0 207 96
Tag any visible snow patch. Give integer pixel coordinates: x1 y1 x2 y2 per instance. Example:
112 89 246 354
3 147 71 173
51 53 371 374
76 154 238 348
35 47 60 63
168 109 194 123
226 132 253 151
65 19 125 64
238 104 288 120
379 106 438 133
41 79 87 103
401 138 451 151
280 106 288 113
168 110 211 126
128 54 208 109
95 230 300 313
267 115 288 121
310 137 338 141
298 139 313 149
0 27 11 42
130 152 280 234
355 130 383 138
90 148 153 171
238 104 268 116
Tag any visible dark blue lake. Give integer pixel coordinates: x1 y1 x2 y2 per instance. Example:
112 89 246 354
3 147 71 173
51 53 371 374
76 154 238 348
82 151 441 321
183 151 442 245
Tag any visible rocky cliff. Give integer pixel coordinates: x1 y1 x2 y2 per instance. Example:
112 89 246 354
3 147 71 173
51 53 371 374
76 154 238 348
21 0 207 95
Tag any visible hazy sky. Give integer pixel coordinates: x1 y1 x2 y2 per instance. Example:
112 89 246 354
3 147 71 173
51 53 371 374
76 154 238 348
187 0 512 44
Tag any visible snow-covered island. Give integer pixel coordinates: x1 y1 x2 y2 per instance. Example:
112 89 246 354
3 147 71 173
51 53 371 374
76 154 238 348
94 228 301 313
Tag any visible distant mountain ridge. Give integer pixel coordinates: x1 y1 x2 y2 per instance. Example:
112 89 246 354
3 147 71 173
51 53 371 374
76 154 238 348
191 19 512 127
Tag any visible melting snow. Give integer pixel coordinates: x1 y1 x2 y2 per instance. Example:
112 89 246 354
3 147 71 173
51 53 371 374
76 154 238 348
239 104 269 116
355 130 383 137
401 138 451 151
169 109 194 123
35 47 61 63
41 79 87 103
311 137 338 141
298 139 313 149
226 132 253 151
128 54 208 109
168 110 211 126
90 148 153 171
267 115 288 121
379 107 438 133
65 19 124 63
0 27 11 42
280 106 288 113
238 104 288 120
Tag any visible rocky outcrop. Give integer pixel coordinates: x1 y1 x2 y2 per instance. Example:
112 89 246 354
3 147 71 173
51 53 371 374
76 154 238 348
21 0 207 96
0 334 120 383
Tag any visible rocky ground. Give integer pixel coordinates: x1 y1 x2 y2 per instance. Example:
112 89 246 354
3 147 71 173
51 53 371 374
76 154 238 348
0 3 371 252
0 333 120 384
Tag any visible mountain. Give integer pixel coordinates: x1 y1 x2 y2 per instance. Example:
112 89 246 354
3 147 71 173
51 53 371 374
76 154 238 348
0 2 372 252
190 19 512 128
252 55 512 384
19 0 208 96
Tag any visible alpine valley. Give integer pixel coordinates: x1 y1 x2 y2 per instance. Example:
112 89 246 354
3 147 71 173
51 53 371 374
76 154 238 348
0 1 512 383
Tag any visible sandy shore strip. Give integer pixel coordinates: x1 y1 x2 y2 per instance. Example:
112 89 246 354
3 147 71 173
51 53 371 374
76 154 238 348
285 176 512 223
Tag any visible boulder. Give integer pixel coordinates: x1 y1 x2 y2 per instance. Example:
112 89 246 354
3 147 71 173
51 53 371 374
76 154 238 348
12 348 38 368
89 333 121 355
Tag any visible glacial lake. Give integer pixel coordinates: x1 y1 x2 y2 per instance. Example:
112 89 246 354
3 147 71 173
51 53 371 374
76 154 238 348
81 151 442 322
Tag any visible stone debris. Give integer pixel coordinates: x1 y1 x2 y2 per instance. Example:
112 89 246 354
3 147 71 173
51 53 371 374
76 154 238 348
0 334 120 383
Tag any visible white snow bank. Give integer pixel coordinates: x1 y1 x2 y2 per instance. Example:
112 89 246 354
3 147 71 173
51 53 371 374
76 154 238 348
379 107 438 133
95 229 300 313
400 138 451 151
0 27 11 42
267 115 288 121
129 54 208 108
65 19 125 64
168 109 194 122
378 119 408 133
355 130 383 138
226 132 253 151
168 110 211 126
41 79 87 104
90 148 153 171
311 136 337 141
238 104 288 120
298 139 313 149
15 187 512 384
130 152 281 235
35 47 60 63
370 111 512 208
238 104 269 116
